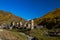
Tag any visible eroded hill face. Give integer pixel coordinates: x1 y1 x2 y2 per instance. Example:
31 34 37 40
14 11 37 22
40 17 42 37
34 8 60 25
0 11 26 24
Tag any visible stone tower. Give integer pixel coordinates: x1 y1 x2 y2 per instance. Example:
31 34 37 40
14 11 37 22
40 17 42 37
12 22 15 26
16 22 19 27
20 21 22 27
27 23 31 29
24 22 27 27
31 20 34 29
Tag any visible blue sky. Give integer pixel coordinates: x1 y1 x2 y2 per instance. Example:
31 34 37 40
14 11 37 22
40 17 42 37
0 0 60 20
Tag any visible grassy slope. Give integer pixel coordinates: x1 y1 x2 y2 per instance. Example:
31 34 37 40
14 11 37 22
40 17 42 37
0 11 26 24
10 31 27 40
0 29 27 40
29 28 60 40
34 8 60 24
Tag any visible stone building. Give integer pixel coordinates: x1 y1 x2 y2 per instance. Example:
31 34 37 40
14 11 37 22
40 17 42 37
31 20 34 30
20 21 23 27
27 23 31 29
16 22 19 27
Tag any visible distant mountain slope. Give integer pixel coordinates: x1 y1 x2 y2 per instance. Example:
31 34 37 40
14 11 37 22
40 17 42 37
34 8 60 25
41 8 60 19
0 10 26 24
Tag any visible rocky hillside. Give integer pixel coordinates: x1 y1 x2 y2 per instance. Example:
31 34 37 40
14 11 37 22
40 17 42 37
0 11 26 24
34 8 60 29
34 8 60 23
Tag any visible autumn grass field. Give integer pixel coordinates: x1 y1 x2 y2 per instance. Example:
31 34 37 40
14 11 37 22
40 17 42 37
29 28 60 40
0 28 60 40
0 29 27 40
8 28 60 40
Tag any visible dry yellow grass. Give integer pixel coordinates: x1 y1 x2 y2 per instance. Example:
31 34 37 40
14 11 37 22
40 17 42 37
0 29 27 40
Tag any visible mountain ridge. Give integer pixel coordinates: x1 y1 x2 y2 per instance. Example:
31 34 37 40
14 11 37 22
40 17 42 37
34 8 60 25
0 10 26 24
